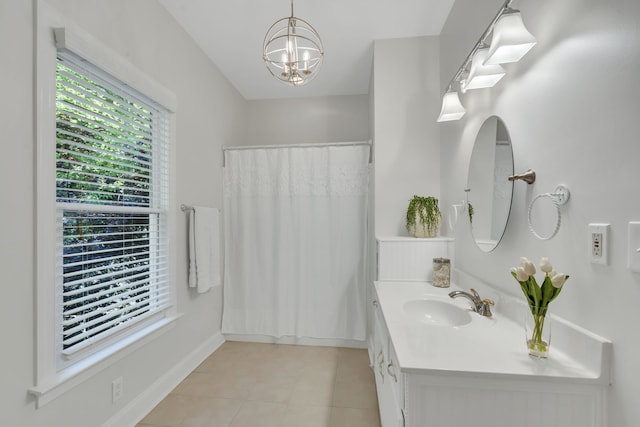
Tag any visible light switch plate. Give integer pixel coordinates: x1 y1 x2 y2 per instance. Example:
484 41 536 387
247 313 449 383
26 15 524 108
627 222 640 273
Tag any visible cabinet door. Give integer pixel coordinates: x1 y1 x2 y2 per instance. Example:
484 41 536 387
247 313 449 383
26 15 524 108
373 303 386 397
386 342 404 414
379 374 404 427
373 304 404 427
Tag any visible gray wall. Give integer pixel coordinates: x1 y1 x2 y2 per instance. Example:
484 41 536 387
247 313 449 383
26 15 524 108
246 95 370 146
439 0 640 425
1 0 246 425
373 36 442 237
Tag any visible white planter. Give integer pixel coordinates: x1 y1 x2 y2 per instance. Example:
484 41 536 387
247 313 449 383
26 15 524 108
409 213 441 238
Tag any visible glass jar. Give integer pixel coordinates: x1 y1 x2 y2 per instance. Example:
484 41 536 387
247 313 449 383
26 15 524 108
432 258 451 288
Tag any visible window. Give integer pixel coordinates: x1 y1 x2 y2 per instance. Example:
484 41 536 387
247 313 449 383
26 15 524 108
54 50 171 368
32 21 176 406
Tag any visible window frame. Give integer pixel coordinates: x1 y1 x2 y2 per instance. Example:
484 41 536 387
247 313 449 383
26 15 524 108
55 50 171 368
31 6 178 407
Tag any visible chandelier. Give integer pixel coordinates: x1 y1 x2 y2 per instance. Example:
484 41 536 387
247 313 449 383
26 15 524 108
263 0 324 87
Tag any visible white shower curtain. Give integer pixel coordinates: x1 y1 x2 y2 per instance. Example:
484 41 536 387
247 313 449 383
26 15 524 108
221 143 370 342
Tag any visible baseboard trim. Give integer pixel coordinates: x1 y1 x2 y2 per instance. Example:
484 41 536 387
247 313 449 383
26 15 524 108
223 333 367 349
101 331 225 427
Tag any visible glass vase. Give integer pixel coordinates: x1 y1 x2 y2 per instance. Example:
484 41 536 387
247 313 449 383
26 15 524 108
524 304 551 358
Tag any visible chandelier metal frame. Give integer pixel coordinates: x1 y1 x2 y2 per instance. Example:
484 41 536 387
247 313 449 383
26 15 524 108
263 0 324 87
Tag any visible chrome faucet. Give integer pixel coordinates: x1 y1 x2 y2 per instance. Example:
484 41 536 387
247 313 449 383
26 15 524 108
448 288 494 317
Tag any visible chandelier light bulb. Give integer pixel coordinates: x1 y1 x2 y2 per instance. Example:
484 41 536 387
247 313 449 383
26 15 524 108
303 50 310 73
281 53 289 76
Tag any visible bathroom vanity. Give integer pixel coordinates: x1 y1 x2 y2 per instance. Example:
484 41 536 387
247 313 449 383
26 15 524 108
370 280 611 427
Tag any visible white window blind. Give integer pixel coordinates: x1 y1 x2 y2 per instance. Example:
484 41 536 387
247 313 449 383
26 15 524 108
55 50 170 361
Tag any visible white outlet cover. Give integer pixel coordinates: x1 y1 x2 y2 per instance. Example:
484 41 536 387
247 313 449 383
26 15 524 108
589 223 609 265
112 377 123 403
628 222 640 273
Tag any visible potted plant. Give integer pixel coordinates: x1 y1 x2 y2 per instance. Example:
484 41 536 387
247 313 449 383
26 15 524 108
405 195 441 238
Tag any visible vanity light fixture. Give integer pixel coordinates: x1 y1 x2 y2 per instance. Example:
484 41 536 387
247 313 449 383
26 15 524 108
436 0 536 122
263 0 324 87
484 9 537 65
463 48 506 90
437 89 466 122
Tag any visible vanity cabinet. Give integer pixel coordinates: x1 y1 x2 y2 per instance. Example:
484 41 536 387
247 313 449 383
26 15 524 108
371 281 611 427
402 374 607 427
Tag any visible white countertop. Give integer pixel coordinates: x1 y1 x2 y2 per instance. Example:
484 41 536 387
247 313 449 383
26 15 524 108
375 280 611 383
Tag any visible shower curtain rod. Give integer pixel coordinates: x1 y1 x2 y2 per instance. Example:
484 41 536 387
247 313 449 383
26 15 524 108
222 140 372 167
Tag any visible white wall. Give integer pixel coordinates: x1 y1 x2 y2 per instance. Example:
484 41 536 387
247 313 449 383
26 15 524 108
439 0 640 425
246 95 370 146
373 37 442 237
1 1 246 425
0 0 37 424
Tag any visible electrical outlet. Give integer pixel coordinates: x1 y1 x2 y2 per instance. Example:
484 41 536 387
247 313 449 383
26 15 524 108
592 232 602 257
112 377 123 403
589 223 609 265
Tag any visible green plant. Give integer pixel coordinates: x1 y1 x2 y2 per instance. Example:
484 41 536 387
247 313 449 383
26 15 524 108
467 202 474 224
405 195 441 236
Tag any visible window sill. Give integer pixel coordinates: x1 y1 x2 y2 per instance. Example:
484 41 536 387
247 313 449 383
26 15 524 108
28 313 182 408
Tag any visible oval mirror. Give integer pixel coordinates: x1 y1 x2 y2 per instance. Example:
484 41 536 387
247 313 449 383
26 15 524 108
466 116 514 252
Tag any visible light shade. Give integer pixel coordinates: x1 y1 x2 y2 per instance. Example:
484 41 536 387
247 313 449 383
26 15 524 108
263 9 324 87
484 11 537 65
437 91 466 122
464 48 506 90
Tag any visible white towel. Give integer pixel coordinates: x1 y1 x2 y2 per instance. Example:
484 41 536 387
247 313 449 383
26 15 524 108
188 206 221 293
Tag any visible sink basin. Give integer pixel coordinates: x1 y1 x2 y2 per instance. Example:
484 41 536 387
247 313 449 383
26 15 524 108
403 299 472 327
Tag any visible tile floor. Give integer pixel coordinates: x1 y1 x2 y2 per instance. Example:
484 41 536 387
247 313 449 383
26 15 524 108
136 341 381 427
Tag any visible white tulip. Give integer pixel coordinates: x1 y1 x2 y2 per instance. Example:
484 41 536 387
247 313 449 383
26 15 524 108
540 257 553 274
551 273 566 289
522 259 536 276
516 266 529 282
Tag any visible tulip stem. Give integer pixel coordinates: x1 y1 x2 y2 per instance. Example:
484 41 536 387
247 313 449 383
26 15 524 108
528 313 548 357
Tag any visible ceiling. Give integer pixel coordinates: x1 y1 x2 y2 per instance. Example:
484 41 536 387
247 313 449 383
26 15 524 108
159 0 456 100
